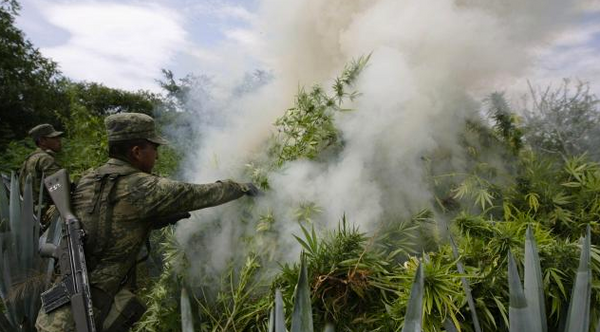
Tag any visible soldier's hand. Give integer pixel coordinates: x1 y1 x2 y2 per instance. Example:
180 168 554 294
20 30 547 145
244 183 262 197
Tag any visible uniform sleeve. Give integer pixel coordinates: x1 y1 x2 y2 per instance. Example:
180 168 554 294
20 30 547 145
126 175 248 221
37 154 61 177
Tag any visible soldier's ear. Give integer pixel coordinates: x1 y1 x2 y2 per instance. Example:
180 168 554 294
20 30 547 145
37 137 47 148
130 145 142 161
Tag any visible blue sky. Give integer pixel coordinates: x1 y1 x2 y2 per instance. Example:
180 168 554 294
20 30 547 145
15 0 261 91
13 0 600 94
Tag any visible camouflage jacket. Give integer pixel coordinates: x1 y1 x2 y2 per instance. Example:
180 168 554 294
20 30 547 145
72 158 249 297
19 148 61 203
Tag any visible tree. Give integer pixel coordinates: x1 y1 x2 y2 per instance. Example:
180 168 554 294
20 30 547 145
66 81 158 116
523 80 600 160
0 0 70 149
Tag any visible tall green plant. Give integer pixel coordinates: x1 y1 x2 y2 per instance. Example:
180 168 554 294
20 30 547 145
524 226 546 332
401 262 423 332
508 251 533 331
0 173 46 332
564 225 592 332
291 255 313 332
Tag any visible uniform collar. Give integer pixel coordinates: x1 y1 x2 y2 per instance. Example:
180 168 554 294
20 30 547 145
33 147 55 156
106 158 142 172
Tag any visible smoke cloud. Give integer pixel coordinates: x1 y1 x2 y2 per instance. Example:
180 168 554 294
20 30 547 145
172 0 591 280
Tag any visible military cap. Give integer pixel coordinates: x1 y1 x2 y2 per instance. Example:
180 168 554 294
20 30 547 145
104 113 168 145
28 124 64 140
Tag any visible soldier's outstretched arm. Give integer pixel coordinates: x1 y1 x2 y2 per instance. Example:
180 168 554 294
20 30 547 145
126 174 255 222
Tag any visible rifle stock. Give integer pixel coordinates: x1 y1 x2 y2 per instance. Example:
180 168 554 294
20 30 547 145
45 169 76 221
43 169 97 332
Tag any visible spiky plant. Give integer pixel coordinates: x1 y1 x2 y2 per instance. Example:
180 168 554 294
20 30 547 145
0 173 48 332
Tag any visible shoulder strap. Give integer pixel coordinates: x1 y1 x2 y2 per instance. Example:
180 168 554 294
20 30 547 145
86 165 138 265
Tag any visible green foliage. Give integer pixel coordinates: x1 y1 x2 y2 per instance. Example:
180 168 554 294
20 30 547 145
486 92 524 155
133 228 183 332
272 55 369 166
0 139 35 174
195 255 271 332
0 2 69 149
66 81 157 116
55 98 108 180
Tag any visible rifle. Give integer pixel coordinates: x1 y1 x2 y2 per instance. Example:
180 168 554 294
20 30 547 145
38 169 97 332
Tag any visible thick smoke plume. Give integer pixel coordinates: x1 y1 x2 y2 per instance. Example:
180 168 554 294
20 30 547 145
172 0 590 279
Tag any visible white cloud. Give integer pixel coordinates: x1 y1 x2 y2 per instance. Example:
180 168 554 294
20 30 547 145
523 18 600 95
188 3 256 24
39 1 187 91
550 22 600 47
224 28 260 46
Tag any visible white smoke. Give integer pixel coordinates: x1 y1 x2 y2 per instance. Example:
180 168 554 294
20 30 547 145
173 0 591 277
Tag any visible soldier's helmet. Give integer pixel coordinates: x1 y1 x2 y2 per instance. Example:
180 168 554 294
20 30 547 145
28 124 64 140
104 113 168 145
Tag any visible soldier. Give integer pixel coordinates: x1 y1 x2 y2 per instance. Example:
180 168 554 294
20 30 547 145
19 124 63 209
35 113 259 332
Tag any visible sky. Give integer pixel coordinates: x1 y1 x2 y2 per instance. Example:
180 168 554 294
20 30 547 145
12 0 600 95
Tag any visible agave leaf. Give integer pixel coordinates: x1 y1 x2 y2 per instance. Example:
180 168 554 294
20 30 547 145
274 289 285 332
450 235 482 332
508 251 532 331
20 175 34 272
45 216 62 286
524 226 546 332
324 323 335 332
564 225 591 332
36 173 44 225
291 255 313 332
268 307 275 332
2 251 16 327
402 262 423 332
0 174 9 230
0 312 12 330
8 173 26 326
33 174 44 256
180 287 194 332
9 172 20 237
21 176 40 325
0 233 5 299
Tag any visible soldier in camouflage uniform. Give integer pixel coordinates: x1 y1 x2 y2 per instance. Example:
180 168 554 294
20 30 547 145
19 124 63 206
36 113 258 332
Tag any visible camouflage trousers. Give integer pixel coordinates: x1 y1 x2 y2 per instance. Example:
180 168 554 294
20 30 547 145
35 287 144 332
35 306 76 332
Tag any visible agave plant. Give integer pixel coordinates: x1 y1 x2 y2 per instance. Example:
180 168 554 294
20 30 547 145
268 255 337 332
506 225 595 332
401 262 423 332
0 172 50 332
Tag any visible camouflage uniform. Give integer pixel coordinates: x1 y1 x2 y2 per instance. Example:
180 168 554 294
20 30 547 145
19 148 61 202
36 113 253 332
19 124 63 205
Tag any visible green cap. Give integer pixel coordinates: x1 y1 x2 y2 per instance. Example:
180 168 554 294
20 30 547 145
28 124 64 140
104 112 168 145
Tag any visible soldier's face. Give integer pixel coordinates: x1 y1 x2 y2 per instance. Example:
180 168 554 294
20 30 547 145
133 142 158 173
41 137 62 152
